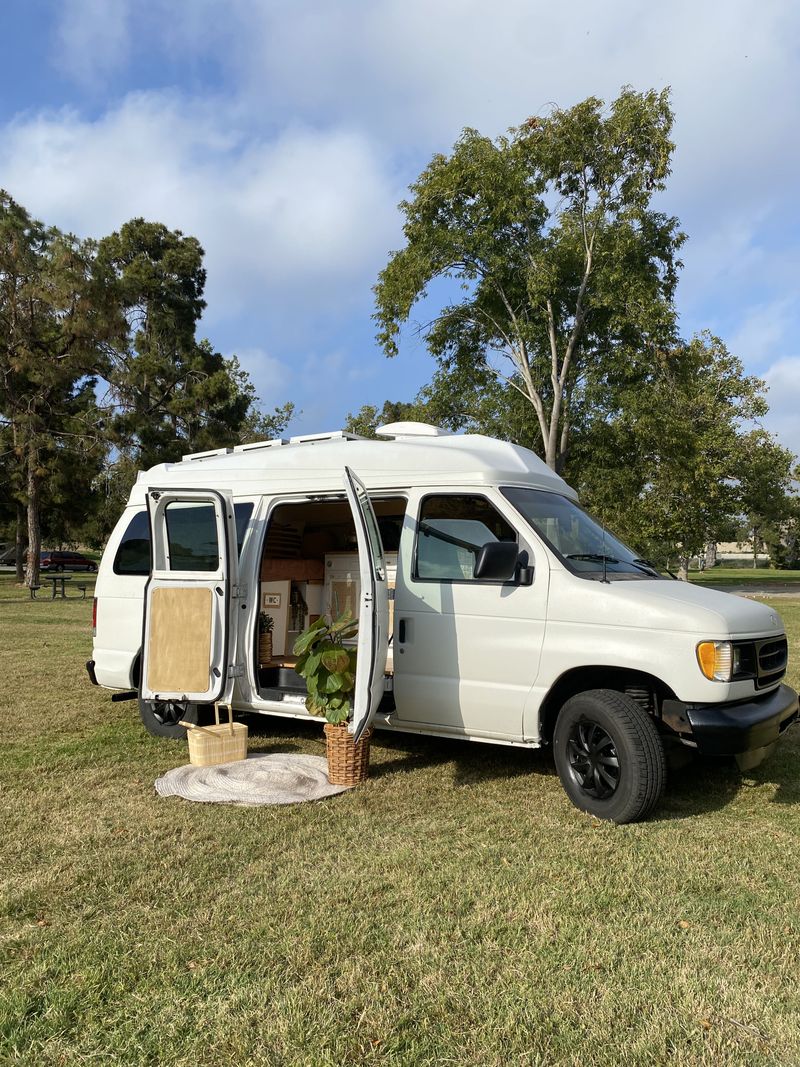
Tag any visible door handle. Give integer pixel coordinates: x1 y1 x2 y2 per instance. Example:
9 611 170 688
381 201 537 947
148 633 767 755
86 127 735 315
398 618 407 643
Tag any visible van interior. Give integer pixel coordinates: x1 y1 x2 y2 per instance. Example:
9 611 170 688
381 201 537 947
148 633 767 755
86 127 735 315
256 496 406 702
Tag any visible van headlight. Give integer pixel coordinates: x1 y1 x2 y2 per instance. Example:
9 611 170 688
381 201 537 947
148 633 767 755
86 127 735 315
696 641 733 681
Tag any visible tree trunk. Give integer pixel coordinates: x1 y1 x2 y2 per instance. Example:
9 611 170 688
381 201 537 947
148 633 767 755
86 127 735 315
15 500 26 583
752 527 760 569
704 541 716 570
677 555 690 581
25 446 42 589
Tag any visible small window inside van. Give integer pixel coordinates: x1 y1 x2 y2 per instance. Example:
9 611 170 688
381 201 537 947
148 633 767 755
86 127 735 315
113 502 254 575
415 495 517 581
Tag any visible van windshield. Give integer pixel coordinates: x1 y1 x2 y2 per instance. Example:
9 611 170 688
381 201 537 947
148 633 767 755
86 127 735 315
501 487 662 581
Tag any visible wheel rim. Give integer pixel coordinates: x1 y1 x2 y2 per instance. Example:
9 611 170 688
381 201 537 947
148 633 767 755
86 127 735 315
566 718 620 799
150 701 185 727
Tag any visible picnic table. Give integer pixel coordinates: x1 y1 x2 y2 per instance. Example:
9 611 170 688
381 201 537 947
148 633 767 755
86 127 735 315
30 575 88 600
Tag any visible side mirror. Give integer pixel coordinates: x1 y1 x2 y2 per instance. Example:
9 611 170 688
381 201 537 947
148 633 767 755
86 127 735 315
473 541 520 582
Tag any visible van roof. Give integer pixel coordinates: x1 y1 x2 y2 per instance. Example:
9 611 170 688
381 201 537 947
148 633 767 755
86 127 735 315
130 423 577 503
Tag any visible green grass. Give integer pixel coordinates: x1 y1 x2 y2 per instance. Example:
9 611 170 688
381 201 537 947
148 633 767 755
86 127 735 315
691 568 800 587
1 575 800 1066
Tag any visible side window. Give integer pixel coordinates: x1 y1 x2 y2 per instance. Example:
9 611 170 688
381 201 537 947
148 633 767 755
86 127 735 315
165 502 219 571
113 502 254 575
415 495 517 581
114 511 150 575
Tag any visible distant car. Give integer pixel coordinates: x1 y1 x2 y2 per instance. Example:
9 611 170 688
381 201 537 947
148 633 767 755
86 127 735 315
40 550 98 573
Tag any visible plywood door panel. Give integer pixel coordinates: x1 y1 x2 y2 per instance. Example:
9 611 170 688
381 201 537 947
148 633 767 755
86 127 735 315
147 586 213 693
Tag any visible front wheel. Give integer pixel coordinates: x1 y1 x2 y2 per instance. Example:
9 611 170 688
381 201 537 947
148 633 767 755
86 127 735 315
138 696 201 739
553 689 666 823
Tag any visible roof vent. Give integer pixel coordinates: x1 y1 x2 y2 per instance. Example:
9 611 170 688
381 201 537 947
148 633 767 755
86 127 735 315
376 422 449 439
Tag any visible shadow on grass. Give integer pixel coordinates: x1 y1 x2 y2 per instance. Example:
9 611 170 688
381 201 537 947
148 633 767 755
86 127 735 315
240 712 799 817
241 711 555 787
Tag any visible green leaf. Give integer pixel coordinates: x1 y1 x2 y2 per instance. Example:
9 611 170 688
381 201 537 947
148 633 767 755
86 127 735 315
321 648 350 673
326 705 349 725
329 611 358 635
325 673 344 693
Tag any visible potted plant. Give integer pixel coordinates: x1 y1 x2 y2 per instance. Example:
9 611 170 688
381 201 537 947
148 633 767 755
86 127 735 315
258 611 274 665
292 612 371 786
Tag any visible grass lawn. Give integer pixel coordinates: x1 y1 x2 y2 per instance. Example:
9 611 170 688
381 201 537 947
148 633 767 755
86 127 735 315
691 568 800 587
2 574 799 1066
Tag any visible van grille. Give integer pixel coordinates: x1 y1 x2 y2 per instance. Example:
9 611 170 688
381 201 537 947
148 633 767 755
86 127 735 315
756 637 787 688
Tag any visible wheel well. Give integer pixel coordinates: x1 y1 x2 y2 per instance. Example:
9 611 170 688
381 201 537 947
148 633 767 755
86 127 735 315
538 666 676 744
131 651 141 690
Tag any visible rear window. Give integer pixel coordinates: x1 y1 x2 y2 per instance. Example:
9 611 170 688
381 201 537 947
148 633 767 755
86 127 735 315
113 502 254 575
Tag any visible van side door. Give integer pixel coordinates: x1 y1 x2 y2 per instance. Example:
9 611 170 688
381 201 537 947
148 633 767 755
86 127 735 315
140 488 240 705
392 489 549 740
343 467 390 742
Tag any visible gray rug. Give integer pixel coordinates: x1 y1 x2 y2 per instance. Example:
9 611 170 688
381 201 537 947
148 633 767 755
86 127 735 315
155 753 350 806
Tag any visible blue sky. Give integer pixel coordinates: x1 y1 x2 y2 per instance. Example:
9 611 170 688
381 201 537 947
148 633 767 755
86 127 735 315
2 0 799 458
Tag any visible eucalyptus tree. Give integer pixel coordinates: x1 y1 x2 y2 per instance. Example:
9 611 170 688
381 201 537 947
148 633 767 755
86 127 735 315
374 87 684 472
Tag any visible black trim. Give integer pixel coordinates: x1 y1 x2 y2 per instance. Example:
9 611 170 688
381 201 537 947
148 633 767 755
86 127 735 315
85 659 98 686
664 684 799 756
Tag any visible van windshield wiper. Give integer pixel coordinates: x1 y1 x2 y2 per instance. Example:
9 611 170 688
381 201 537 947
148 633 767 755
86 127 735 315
567 553 658 578
565 553 621 564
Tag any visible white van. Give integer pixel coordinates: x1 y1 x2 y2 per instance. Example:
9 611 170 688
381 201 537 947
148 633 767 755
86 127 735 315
87 423 798 823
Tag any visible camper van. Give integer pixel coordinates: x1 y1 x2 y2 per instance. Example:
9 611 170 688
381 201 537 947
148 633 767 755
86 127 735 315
87 423 798 823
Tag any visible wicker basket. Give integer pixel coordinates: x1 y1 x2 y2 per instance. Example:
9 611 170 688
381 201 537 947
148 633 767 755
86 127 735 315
181 705 248 767
324 722 373 786
258 632 273 665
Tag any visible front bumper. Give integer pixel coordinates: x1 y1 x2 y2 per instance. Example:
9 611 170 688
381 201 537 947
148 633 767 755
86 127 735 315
662 684 799 769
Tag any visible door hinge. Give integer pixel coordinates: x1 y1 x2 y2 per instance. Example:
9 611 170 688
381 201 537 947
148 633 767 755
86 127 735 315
227 664 245 678
232 584 248 598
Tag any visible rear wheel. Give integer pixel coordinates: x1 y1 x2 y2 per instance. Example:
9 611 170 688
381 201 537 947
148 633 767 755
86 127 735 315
553 689 666 823
138 697 201 739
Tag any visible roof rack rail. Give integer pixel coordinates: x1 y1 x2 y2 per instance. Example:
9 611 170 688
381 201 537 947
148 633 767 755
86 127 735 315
181 446 234 462
288 430 366 444
180 430 366 462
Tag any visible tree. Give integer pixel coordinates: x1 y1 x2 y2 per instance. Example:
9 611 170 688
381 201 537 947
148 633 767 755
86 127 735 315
94 219 295 533
568 333 792 578
374 87 684 472
736 431 797 568
0 191 118 587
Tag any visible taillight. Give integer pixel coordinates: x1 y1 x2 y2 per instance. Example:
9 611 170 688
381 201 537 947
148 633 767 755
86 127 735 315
92 597 97 636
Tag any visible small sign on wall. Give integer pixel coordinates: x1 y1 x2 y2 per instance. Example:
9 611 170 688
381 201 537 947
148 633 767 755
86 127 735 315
263 592 282 608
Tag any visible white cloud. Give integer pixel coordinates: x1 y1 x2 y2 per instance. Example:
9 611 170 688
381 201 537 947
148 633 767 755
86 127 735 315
763 357 800 462
230 346 293 401
55 0 131 88
0 93 402 325
727 297 798 370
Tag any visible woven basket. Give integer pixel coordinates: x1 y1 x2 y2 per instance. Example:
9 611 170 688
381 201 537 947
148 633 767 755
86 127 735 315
181 705 248 767
258 632 273 665
324 722 372 786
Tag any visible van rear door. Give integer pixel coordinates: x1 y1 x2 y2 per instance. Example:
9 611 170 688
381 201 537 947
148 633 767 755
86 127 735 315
140 488 240 705
343 467 390 743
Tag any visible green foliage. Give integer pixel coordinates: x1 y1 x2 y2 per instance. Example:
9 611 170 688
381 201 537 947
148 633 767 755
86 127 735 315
258 611 274 635
374 87 684 471
1 200 296 557
0 190 120 583
293 613 358 725
569 333 797 572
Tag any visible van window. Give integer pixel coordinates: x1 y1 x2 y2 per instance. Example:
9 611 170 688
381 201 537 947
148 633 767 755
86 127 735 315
165 502 219 570
113 502 254 575
415 495 517 581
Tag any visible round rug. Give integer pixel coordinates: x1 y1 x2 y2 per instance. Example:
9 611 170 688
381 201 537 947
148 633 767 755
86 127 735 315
155 753 350 806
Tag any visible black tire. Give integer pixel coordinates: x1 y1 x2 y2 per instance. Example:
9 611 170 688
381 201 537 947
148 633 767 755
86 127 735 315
138 696 201 739
553 689 666 823
56 564 64 573
87 563 97 573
